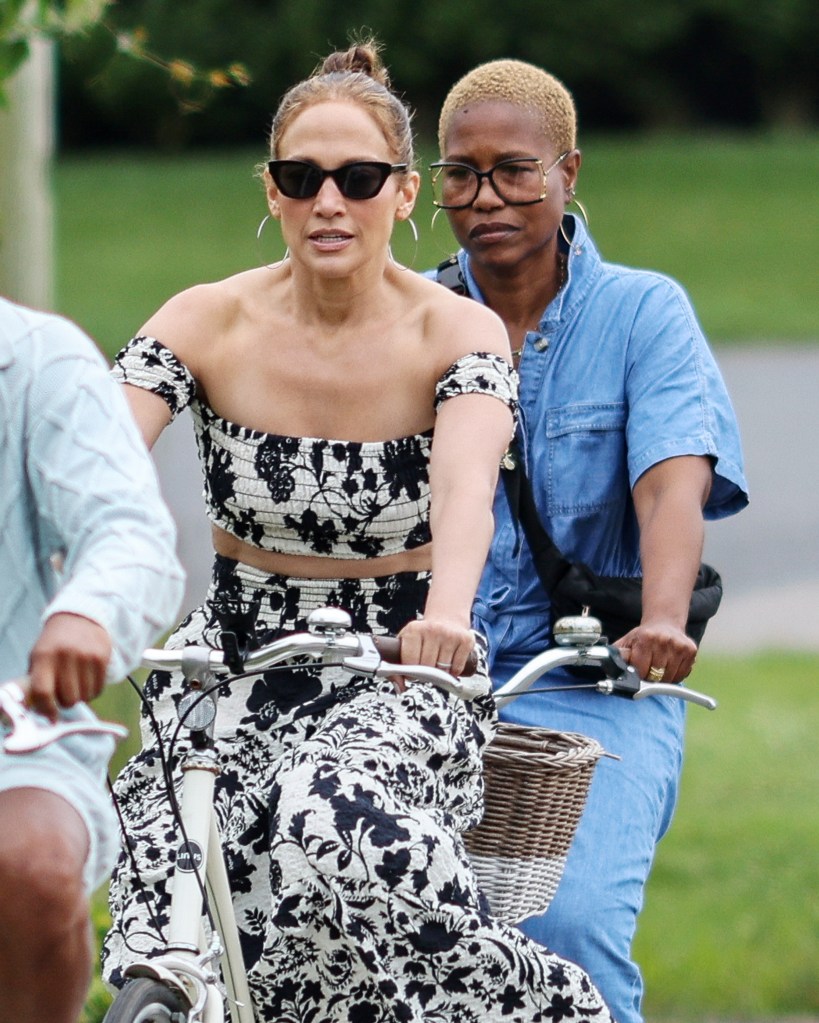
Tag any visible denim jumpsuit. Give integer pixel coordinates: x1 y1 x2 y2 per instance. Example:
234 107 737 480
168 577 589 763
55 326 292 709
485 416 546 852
435 215 748 1023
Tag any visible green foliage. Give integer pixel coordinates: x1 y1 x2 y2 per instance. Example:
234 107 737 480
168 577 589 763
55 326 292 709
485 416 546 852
0 1 111 104
54 0 818 148
0 0 248 112
34 0 112 33
0 37 28 99
4 0 818 137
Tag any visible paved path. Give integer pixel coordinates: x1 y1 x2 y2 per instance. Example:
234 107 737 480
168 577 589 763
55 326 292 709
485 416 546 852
700 346 819 652
153 344 819 654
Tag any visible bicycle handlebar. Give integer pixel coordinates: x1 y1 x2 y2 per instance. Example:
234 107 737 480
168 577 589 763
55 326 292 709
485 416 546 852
494 640 717 710
141 609 484 702
0 677 128 755
2 610 716 757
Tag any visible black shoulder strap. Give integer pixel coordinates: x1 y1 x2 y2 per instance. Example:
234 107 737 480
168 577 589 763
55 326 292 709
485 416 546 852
435 254 468 295
501 442 571 593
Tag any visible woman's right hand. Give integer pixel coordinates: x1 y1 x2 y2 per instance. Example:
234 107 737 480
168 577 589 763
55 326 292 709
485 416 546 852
27 613 112 719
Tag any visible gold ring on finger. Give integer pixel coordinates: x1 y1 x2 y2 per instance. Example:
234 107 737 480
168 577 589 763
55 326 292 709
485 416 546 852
647 666 665 682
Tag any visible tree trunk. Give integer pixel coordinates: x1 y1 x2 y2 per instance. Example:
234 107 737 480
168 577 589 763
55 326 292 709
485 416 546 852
0 37 55 310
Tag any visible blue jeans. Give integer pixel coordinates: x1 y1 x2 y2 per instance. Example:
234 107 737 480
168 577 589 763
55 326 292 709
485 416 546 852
478 609 686 1023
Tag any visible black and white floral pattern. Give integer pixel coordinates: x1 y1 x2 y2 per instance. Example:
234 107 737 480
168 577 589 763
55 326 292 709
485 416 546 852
434 351 518 416
103 560 612 1023
105 339 609 1020
112 337 517 560
193 409 435 557
112 335 196 418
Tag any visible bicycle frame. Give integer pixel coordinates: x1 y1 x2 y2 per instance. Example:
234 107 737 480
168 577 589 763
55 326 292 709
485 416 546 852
116 611 484 1023
122 668 255 1023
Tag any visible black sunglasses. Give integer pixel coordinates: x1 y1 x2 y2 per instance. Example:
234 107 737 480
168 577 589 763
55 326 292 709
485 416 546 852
267 160 407 200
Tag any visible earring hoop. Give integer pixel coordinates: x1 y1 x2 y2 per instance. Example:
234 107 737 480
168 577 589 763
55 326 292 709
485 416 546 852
570 196 590 225
559 196 590 248
388 215 419 271
256 214 290 270
430 205 462 260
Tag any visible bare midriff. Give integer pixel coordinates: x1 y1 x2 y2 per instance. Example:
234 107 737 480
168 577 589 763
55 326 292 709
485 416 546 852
212 525 432 580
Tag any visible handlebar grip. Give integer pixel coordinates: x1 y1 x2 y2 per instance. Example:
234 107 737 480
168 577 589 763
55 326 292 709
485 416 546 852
371 637 479 677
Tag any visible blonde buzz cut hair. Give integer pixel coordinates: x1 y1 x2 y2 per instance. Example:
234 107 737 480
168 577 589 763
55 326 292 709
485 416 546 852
438 59 577 156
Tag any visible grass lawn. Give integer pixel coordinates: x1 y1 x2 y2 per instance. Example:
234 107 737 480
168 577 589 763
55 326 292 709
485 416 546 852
82 651 819 1022
636 653 819 1020
578 133 819 343
54 131 819 356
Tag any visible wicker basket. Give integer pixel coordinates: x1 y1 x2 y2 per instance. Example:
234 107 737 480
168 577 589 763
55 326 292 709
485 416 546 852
465 722 607 925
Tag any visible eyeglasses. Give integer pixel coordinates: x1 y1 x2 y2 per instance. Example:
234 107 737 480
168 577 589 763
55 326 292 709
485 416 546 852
267 160 408 201
429 152 569 209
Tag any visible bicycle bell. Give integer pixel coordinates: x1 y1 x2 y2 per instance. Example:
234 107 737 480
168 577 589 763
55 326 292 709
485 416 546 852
553 608 603 647
307 607 353 636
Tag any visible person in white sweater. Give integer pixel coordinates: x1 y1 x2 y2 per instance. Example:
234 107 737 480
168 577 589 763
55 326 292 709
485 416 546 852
0 296 184 1023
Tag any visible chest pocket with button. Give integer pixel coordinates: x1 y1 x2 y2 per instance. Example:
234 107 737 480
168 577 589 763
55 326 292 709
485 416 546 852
543 402 628 516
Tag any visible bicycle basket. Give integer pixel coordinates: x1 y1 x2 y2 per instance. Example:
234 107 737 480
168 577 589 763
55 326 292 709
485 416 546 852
464 723 607 925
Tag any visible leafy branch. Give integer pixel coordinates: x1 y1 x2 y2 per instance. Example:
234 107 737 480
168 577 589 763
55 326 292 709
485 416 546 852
0 0 250 106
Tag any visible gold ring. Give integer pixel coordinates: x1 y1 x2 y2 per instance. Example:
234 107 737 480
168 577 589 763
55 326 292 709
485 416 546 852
647 666 665 682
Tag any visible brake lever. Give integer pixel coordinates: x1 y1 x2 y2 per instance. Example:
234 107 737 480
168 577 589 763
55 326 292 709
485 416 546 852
633 682 717 710
397 667 487 701
0 679 128 755
595 661 717 710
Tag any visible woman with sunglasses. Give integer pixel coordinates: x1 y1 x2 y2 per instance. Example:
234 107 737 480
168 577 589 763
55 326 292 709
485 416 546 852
102 41 613 1022
431 59 748 1023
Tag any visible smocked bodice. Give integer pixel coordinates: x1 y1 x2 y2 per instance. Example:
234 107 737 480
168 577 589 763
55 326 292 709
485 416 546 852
112 336 516 559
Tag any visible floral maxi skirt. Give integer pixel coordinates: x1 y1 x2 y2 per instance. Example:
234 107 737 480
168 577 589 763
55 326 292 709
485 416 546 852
103 557 613 1023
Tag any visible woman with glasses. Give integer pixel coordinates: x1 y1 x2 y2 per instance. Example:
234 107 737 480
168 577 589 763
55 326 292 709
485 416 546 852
102 41 613 1022
431 59 748 1023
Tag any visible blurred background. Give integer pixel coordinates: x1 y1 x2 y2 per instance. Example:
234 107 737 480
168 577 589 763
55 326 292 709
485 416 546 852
55 0 819 146
1 2 818 1020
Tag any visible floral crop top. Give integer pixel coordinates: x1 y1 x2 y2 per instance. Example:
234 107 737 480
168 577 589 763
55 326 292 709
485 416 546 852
112 336 517 559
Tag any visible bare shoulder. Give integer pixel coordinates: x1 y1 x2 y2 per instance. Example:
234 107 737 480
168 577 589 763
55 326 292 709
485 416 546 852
408 272 511 363
140 269 263 370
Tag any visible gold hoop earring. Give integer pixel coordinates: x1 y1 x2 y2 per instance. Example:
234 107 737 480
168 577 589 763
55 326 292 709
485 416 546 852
256 214 289 270
559 196 590 248
571 196 590 225
430 206 459 259
388 215 419 271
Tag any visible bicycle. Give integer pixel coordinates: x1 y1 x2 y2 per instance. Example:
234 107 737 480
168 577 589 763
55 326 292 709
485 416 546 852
0 608 716 1023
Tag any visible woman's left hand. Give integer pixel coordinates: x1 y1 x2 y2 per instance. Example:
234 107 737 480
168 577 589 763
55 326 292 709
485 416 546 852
395 615 476 689
615 619 697 685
